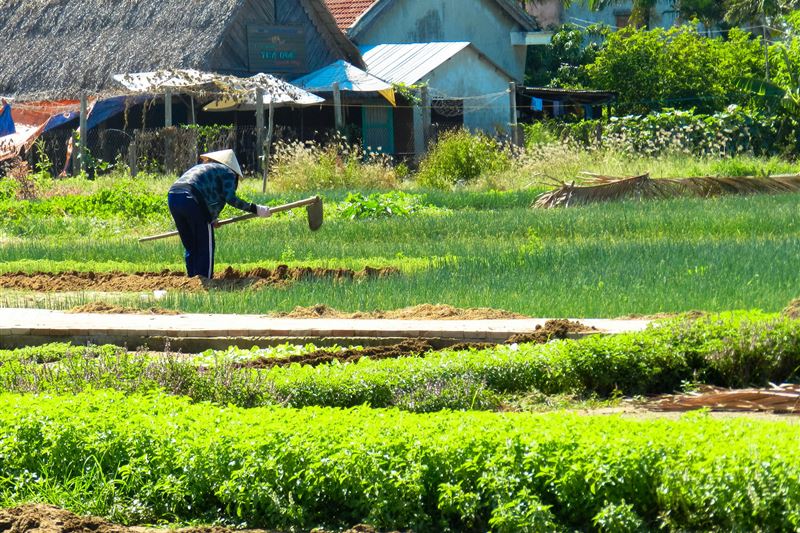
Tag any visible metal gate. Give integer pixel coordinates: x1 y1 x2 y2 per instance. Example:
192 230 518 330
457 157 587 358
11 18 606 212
362 104 395 155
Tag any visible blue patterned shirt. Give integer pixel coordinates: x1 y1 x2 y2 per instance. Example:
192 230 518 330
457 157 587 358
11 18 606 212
170 163 255 221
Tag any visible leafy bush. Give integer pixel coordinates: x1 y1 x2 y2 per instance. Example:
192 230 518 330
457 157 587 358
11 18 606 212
584 26 764 115
554 107 782 157
337 191 428 219
417 129 511 189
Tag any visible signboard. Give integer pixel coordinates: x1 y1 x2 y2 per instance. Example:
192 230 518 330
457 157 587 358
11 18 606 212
247 25 307 74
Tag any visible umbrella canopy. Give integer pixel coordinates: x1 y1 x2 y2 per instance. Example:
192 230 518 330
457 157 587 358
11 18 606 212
292 60 392 93
111 68 322 109
111 69 219 94
203 73 323 111
292 60 395 106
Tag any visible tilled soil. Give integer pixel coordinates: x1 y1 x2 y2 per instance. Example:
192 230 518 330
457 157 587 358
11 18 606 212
275 303 528 320
0 504 392 533
0 265 398 293
235 319 592 369
68 302 181 315
0 504 263 533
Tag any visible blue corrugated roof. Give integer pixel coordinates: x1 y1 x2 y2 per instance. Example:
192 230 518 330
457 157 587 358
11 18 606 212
291 60 392 92
359 42 471 85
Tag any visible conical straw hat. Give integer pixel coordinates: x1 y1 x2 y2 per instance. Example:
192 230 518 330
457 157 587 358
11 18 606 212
200 149 243 177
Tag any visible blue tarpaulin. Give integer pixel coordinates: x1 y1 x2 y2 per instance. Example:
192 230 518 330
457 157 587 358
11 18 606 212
0 103 15 136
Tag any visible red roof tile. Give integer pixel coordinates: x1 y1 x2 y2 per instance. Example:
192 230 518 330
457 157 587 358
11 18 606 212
324 0 378 30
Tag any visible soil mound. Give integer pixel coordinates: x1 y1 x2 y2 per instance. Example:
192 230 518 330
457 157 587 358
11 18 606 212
0 266 398 293
505 319 595 344
277 304 528 320
236 320 592 369
68 302 181 315
0 504 268 532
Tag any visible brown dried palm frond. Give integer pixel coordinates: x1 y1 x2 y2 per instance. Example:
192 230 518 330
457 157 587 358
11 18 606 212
534 173 800 208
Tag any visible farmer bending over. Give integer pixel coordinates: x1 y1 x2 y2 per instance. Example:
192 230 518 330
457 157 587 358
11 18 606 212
168 149 271 278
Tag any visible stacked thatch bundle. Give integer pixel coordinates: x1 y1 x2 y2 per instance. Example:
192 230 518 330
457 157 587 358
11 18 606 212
0 0 360 101
534 173 800 208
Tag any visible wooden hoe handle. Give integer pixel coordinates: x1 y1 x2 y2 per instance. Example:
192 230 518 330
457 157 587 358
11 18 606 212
139 196 321 243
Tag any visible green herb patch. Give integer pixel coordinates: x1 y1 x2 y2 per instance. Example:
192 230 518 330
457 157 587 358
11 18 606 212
4 313 800 410
2 390 800 531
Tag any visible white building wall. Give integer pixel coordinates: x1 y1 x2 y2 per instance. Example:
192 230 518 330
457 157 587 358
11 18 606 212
425 50 512 134
352 0 528 82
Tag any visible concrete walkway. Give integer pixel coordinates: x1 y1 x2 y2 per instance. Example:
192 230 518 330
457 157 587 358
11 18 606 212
0 308 652 351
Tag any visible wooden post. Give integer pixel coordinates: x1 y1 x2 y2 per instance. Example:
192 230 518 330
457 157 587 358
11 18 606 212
413 89 425 158
75 93 88 175
256 88 265 173
509 82 519 146
128 130 138 178
164 89 173 127
189 95 196 125
421 85 431 150
164 89 173 173
333 82 344 133
262 100 274 193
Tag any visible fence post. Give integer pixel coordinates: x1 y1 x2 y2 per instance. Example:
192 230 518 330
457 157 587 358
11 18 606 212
128 130 138 178
508 82 519 146
256 88 265 173
164 89 173 173
421 85 431 149
262 100 274 193
333 82 344 133
75 93 88 175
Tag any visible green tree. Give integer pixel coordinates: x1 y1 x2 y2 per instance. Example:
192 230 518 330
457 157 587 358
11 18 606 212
583 25 765 114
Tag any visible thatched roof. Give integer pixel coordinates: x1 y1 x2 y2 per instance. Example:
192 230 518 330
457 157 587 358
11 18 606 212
0 0 361 101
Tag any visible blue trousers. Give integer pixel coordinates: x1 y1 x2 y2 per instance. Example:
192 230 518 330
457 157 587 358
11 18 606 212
167 190 216 278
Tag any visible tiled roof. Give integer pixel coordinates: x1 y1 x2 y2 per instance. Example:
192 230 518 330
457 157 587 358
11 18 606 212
323 0 378 30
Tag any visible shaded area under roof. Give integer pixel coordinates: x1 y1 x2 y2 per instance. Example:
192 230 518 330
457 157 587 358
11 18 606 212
359 42 471 85
520 87 618 105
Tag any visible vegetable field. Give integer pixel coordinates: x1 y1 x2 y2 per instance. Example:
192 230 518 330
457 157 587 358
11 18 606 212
3 161 800 530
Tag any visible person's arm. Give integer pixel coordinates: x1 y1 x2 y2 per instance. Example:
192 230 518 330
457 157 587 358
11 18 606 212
223 173 271 217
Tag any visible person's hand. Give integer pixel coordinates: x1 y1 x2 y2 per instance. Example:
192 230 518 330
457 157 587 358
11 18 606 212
256 205 272 218
212 219 221 228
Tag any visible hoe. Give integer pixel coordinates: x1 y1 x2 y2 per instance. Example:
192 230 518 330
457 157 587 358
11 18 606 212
138 196 323 243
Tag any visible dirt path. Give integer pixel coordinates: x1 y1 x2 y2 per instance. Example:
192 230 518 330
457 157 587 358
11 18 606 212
0 265 398 292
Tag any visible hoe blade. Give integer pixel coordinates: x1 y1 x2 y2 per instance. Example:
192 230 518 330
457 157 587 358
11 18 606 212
307 198 323 231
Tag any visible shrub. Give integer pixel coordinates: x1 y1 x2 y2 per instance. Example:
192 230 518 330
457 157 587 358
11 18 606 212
416 129 511 189
268 137 398 191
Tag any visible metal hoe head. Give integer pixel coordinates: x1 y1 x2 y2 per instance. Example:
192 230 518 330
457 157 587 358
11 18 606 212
306 197 323 231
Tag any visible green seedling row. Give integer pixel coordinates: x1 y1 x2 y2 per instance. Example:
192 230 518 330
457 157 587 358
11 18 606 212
3 192 800 316
2 390 800 531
